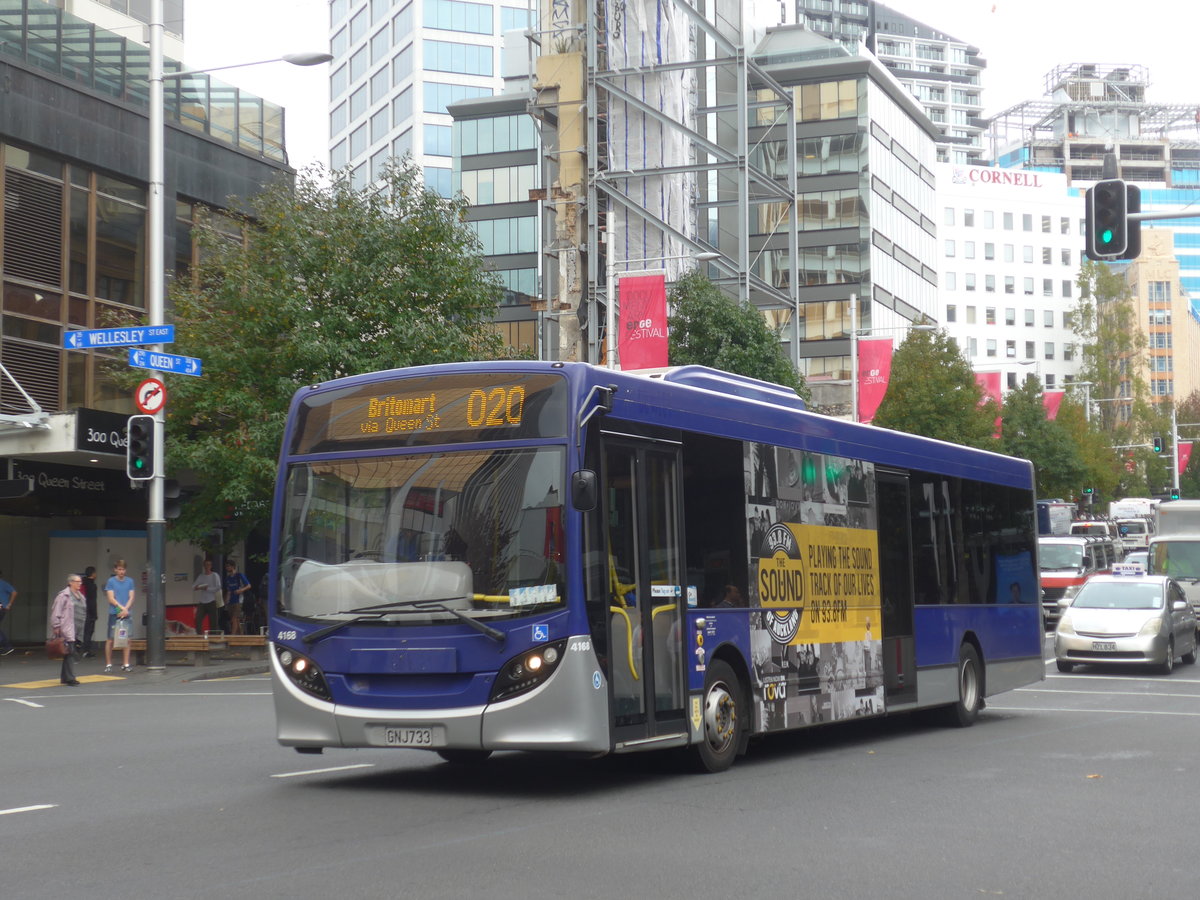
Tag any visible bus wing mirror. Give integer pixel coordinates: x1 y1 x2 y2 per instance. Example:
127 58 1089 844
572 469 598 511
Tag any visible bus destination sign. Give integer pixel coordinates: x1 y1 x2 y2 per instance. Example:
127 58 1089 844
295 373 567 452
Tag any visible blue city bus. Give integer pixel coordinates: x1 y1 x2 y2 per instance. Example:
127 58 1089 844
268 361 1043 772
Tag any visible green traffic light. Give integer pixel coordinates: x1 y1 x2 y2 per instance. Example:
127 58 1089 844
134 459 145 470
1101 228 1113 243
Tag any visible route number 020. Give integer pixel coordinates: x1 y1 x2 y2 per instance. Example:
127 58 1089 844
466 386 525 428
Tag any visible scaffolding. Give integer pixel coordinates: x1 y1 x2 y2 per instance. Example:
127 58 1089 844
528 0 799 365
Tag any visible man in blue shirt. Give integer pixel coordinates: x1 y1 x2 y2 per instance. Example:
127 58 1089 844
0 570 17 655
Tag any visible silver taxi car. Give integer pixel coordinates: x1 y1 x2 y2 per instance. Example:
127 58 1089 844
1054 564 1198 674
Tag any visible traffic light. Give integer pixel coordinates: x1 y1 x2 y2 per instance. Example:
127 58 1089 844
126 414 156 481
1085 178 1128 259
1153 434 1164 455
1171 488 1181 500
1124 184 1142 259
164 478 181 519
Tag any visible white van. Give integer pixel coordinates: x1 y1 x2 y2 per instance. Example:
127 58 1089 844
1115 518 1151 553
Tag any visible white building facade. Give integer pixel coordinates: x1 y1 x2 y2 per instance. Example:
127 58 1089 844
935 163 1084 393
327 0 532 194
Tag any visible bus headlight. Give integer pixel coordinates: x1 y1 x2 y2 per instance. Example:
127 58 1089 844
275 645 331 701
490 639 568 703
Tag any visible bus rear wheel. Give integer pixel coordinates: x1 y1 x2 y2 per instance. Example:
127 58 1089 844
942 643 982 727
436 749 493 764
694 660 741 773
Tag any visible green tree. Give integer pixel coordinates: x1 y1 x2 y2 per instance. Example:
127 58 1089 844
872 327 998 449
158 161 508 547
667 270 809 399
997 376 1087 499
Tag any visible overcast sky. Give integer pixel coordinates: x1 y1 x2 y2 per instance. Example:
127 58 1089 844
184 0 1196 172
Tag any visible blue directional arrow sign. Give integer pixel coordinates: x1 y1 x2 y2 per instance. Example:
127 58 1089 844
128 348 203 377
64 325 175 350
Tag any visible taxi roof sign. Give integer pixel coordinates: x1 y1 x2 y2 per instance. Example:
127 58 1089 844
1112 561 1146 577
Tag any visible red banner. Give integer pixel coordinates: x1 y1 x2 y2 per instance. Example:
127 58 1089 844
1042 391 1064 420
975 372 1002 438
617 274 668 370
857 338 893 424
1180 442 1194 475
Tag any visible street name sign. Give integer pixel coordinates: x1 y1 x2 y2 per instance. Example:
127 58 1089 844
64 325 175 350
129 348 203 377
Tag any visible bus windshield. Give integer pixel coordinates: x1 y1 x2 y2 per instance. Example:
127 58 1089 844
278 447 565 625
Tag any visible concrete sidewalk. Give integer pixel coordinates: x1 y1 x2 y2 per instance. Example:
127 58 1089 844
0 644 269 690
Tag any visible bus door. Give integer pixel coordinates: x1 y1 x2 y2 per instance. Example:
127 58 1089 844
876 469 917 705
603 440 687 746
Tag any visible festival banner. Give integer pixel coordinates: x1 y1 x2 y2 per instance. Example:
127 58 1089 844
975 371 1003 438
1042 390 1064 420
616 273 668 370
1180 441 1194 475
856 338 893 424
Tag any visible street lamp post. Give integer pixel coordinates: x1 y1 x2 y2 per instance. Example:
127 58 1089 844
603 233 719 369
143 0 330 670
848 292 934 423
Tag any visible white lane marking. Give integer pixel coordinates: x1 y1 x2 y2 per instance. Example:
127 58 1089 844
989 705 1200 718
5 698 43 708
271 763 376 779
0 804 57 816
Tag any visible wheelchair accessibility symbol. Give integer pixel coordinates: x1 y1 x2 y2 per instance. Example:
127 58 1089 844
532 624 549 642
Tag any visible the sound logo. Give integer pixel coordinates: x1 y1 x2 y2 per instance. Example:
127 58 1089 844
758 522 805 644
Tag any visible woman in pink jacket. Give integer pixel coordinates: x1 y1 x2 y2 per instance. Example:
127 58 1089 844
50 574 84 686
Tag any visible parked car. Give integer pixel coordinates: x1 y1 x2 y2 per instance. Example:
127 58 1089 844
1038 535 1120 628
1054 571 1198 674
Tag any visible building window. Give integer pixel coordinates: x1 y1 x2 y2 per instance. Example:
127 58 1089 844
1042 246 1052 264
1005 308 1016 326
1004 244 1014 263
945 272 956 290
423 166 453 196
1041 215 1051 233
964 241 975 259
1044 342 1055 360
1060 216 1070 234
985 306 996 325
1023 214 1033 231
1025 309 1035 327
1023 245 1033 263
1043 279 1053 297
944 239 955 257
1149 281 1172 302
1025 341 1035 359
1003 212 1013 230
944 207 955 225
423 40 493 76
985 274 995 292
425 0 494 35
984 243 995 260
965 273 976 291
963 209 974 227
424 124 453 156
1026 277 1035 296
1006 340 1016 357
986 339 997 357
983 210 994 229
1005 276 1015 294
1062 280 1072 298
965 306 976 324
1061 248 1071 266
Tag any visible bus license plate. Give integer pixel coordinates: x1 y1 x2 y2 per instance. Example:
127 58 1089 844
384 726 434 747
1092 641 1117 651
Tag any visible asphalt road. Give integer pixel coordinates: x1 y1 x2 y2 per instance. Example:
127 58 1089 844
4 643 1198 900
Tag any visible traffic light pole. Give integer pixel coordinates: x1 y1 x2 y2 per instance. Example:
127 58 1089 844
145 5 166 672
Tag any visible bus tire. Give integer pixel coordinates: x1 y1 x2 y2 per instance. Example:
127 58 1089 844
436 749 493 765
943 643 982 727
694 659 742 773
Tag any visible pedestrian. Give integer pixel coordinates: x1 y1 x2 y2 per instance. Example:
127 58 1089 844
50 574 84 686
79 566 98 657
191 559 222 635
223 560 251 636
0 569 16 656
103 559 135 673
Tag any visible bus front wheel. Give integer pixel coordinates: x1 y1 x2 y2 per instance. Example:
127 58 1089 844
694 659 742 773
943 643 982 727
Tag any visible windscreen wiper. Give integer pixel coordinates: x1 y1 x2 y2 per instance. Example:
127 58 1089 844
301 596 505 645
